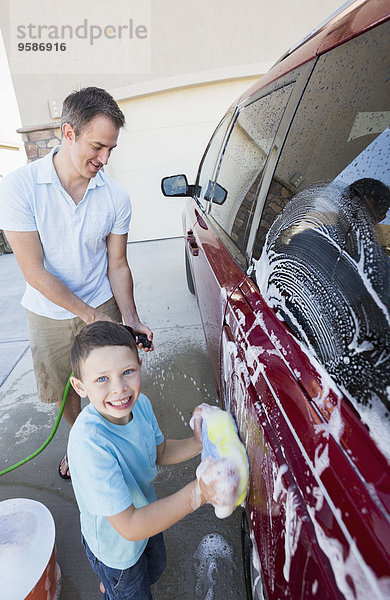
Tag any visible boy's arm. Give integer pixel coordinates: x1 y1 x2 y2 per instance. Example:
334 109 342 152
107 463 219 542
156 437 202 466
156 407 203 466
108 481 199 541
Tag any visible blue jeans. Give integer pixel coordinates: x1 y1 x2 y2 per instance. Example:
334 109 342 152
82 533 166 600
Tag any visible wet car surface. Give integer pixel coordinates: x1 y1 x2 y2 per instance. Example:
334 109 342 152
162 2 390 598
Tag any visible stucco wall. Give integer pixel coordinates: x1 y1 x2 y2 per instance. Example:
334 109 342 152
0 0 342 128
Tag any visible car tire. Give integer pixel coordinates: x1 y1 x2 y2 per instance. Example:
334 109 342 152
241 511 267 600
185 247 195 294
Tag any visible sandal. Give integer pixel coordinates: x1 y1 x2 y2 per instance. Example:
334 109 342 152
58 454 71 480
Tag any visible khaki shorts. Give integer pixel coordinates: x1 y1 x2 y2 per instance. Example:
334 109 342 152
25 297 121 404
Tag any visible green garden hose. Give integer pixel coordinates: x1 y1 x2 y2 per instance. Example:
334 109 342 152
0 375 72 477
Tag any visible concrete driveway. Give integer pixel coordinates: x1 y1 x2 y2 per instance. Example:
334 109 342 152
0 237 246 600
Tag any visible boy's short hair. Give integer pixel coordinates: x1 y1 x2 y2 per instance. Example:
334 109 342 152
61 86 125 138
71 321 139 379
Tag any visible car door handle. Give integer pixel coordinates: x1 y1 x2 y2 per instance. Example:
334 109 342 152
186 230 199 256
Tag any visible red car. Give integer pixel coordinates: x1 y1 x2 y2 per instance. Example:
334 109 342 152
162 1 390 598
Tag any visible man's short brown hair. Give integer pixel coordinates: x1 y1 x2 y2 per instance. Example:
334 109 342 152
61 86 125 137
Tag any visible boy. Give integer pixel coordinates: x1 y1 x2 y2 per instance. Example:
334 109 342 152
67 321 222 599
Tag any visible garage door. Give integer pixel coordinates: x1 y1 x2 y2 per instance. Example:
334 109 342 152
107 78 258 242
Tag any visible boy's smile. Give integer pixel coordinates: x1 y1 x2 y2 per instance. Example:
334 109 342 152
72 345 142 425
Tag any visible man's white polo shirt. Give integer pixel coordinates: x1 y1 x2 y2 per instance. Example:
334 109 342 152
0 146 131 319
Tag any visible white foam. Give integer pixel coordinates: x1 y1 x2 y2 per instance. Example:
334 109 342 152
283 488 302 582
314 442 330 477
253 182 390 460
273 463 288 502
307 500 387 599
193 533 234 600
15 418 38 445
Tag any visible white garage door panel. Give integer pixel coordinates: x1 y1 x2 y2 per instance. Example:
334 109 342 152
115 122 215 172
118 163 193 242
129 195 186 242
108 77 259 241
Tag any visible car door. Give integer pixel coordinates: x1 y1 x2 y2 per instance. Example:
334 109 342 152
183 110 234 273
224 275 390 599
222 287 343 599
190 73 303 394
183 112 239 391
228 19 390 600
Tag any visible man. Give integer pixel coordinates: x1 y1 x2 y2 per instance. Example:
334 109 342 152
0 87 152 478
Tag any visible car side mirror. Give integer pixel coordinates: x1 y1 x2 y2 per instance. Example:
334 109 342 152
203 180 228 204
161 174 193 197
211 182 228 205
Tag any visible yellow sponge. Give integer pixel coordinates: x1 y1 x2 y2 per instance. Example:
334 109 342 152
192 403 249 518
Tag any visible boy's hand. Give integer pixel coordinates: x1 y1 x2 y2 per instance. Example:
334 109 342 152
190 406 203 444
196 456 240 507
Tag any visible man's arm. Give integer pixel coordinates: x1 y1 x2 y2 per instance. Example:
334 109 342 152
106 232 153 345
5 230 116 324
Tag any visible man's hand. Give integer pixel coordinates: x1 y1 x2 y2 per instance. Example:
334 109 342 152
126 320 154 352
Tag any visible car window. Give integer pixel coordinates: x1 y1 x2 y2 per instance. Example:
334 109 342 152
252 21 390 454
195 114 233 210
208 85 294 253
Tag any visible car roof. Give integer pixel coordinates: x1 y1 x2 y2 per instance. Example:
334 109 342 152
237 0 390 107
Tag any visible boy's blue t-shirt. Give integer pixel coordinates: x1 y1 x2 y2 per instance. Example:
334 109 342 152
67 393 164 569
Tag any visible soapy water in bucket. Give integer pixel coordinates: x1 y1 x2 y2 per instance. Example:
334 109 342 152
0 498 60 600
